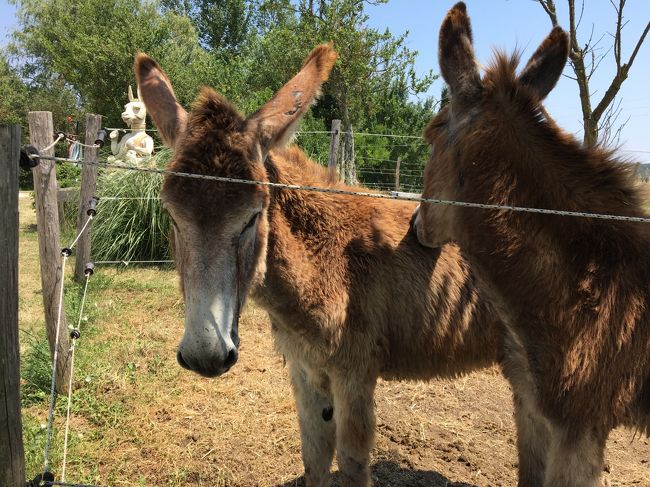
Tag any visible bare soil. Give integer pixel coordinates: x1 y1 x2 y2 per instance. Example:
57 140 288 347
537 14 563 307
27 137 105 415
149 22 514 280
19 195 649 486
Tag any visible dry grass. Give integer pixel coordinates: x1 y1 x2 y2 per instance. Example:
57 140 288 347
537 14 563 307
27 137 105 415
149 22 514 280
18 194 649 486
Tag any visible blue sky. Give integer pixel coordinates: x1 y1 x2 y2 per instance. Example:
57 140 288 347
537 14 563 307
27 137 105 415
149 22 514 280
1 0 649 162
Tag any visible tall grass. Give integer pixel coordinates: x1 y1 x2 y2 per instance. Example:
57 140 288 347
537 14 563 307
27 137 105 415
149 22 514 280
90 150 172 262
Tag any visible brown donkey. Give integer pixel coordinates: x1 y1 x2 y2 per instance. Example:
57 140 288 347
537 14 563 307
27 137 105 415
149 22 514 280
135 45 504 486
413 3 650 486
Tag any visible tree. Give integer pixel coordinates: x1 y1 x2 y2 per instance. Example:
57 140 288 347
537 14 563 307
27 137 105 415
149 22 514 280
537 0 650 146
10 0 211 125
293 0 436 182
0 52 29 126
161 0 255 54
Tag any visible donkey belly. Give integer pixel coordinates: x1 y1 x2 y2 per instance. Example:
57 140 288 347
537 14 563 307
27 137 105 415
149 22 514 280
378 318 501 382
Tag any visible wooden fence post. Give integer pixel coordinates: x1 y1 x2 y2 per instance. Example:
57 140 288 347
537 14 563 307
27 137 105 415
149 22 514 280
395 157 401 191
327 119 341 182
343 125 357 185
0 124 26 487
74 113 101 282
28 111 71 394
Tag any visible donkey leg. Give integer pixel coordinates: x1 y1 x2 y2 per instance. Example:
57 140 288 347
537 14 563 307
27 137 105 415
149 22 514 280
289 361 336 487
500 327 549 486
543 426 606 487
513 392 550 487
330 373 377 487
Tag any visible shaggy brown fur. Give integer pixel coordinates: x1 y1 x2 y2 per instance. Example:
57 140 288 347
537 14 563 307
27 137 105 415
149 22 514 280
414 3 650 486
135 44 505 486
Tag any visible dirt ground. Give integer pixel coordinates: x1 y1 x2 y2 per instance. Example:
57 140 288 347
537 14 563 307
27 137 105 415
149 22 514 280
18 195 649 487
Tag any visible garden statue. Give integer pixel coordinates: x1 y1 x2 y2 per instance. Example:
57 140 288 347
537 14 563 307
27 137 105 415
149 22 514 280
108 85 154 165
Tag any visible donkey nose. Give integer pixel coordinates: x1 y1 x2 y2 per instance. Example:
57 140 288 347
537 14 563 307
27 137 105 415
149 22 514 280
176 350 191 370
224 348 238 369
409 205 420 232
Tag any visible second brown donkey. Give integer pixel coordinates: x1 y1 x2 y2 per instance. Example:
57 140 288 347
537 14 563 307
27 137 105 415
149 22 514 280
413 3 650 486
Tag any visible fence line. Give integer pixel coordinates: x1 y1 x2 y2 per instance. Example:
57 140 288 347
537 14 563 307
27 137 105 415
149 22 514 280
38 179 96 483
27 153 650 224
61 269 92 482
32 126 650 157
94 260 174 266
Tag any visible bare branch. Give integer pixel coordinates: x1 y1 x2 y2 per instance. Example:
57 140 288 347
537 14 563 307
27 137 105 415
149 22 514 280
537 0 559 27
592 20 650 122
613 0 624 70
576 0 585 30
588 45 612 81
626 21 650 71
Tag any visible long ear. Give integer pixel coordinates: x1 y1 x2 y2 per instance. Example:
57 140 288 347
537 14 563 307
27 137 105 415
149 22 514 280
438 2 481 100
137 85 142 101
248 43 337 154
519 27 569 100
128 85 134 102
134 53 188 148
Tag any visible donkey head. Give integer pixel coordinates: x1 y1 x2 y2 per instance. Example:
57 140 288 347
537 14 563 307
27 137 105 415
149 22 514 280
135 45 337 377
412 2 569 249
121 85 148 128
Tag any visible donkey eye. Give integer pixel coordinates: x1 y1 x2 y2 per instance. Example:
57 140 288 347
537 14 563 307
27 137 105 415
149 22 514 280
242 212 260 234
169 216 180 234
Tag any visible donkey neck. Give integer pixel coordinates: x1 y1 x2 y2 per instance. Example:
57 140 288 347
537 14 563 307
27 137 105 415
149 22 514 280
253 145 410 329
459 122 650 323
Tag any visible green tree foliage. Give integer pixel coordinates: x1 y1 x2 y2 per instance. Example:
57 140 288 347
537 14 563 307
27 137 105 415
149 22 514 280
9 0 438 191
10 0 212 125
0 53 29 125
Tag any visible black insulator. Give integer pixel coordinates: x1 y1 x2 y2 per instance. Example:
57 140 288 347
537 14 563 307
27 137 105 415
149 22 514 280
84 262 94 276
28 471 55 487
94 128 108 147
61 248 72 257
86 196 100 216
70 329 81 340
20 145 40 169
322 406 334 422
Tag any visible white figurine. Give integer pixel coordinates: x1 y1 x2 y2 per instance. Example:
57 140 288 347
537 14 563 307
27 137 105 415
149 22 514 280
108 85 154 165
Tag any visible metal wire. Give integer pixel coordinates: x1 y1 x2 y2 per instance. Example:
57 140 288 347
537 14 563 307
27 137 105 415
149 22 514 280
42 133 65 153
71 140 100 149
104 127 158 132
31 153 650 224
61 272 91 482
44 481 103 487
297 130 423 139
67 216 93 250
43 254 68 473
41 194 96 477
94 259 174 265
98 196 160 201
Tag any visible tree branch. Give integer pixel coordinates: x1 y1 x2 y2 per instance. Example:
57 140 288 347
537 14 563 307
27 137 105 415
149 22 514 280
592 20 649 121
537 0 558 27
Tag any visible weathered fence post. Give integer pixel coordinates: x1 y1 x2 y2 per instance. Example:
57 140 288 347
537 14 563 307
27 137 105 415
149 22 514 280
74 113 101 282
343 126 357 186
28 111 71 393
395 157 401 191
327 119 341 182
0 124 26 487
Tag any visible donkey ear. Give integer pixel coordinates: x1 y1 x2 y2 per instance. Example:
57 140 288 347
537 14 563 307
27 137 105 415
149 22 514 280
519 27 569 101
134 53 188 148
248 43 337 154
438 2 481 100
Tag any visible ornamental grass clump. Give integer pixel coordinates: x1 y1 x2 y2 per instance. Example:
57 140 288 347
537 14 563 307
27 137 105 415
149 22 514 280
90 150 171 263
